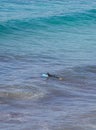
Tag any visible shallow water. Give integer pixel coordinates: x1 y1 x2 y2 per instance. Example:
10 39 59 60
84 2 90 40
0 0 96 129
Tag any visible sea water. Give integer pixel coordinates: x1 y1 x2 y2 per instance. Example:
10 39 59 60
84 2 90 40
0 0 96 129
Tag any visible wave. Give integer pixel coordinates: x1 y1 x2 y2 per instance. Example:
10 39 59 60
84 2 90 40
0 84 46 100
0 65 96 102
50 65 96 89
73 65 96 74
0 9 96 36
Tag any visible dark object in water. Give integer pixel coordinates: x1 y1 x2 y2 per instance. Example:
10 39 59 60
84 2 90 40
42 73 64 80
47 73 59 78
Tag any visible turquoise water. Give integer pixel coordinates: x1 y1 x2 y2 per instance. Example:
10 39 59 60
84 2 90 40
0 0 96 129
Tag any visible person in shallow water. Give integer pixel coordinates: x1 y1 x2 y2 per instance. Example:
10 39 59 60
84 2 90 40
42 73 64 80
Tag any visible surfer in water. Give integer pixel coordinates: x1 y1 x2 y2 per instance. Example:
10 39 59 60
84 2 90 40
42 73 64 80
